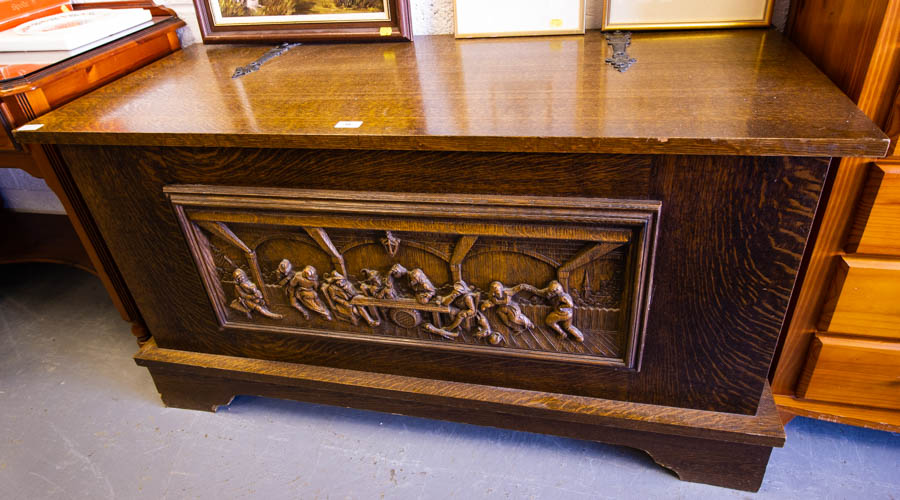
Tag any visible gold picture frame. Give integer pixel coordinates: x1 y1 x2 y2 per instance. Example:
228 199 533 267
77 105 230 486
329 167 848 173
601 0 774 31
192 0 412 43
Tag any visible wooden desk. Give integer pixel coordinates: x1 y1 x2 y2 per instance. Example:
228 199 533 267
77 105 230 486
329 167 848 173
15 30 888 491
0 1 184 343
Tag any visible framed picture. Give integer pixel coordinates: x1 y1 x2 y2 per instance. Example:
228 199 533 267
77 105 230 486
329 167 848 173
193 0 412 43
454 0 584 39
602 0 773 31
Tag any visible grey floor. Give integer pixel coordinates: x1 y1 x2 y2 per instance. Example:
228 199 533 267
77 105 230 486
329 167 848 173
1 263 898 500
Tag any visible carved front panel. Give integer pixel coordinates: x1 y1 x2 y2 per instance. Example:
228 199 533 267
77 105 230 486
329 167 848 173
167 186 660 368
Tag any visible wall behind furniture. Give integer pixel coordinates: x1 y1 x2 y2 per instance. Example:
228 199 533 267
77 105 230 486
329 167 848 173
163 0 792 46
0 0 791 213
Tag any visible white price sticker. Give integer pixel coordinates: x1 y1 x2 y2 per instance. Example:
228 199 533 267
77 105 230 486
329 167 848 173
334 121 363 129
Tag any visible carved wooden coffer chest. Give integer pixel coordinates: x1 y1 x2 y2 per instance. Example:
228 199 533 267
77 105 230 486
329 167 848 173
15 32 889 492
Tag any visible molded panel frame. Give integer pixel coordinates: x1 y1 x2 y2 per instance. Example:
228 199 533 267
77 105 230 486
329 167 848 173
166 185 661 370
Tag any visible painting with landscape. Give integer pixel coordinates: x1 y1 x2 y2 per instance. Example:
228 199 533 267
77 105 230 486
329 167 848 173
212 0 389 25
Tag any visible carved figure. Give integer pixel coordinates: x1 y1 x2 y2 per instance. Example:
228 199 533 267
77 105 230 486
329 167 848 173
380 266 401 300
230 269 283 320
359 268 384 297
321 271 380 327
275 258 293 286
481 281 535 331
389 264 436 304
529 280 584 342
286 265 332 321
426 280 498 344
409 268 437 304
357 268 384 322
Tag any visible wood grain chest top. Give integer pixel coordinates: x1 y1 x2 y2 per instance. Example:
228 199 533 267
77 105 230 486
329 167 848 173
14 30 889 157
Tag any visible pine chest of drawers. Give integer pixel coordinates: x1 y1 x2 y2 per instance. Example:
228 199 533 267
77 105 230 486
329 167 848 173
15 30 888 491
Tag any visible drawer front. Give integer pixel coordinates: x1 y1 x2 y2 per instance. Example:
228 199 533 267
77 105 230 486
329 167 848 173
167 185 660 369
846 163 900 255
818 256 900 338
797 334 900 410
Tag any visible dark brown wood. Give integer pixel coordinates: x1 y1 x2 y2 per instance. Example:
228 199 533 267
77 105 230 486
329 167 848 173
136 338 784 492
15 31 888 490
53 144 830 416
14 30 889 157
0 211 93 273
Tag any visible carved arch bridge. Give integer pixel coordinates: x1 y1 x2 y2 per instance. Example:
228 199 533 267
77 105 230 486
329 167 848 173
167 185 660 369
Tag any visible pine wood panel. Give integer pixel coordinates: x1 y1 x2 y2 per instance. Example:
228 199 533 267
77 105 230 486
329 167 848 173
846 162 900 254
773 394 900 432
787 0 890 103
797 334 900 410
818 255 900 338
772 0 900 395
13 31 888 157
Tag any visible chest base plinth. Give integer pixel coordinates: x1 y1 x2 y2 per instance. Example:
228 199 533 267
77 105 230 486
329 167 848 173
135 339 784 492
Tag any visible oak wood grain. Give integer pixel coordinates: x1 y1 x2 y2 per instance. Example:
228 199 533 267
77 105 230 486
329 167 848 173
167 186 658 368
59 144 829 415
18 28 852 489
138 338 783 492
13 31 888 157
135 339 785 446
818 255 900 338
797 334 900 410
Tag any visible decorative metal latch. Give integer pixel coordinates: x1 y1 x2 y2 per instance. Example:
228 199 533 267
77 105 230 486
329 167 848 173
605 31 636 72
232 42 301 79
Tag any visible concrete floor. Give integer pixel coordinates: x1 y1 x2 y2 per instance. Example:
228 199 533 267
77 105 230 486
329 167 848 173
1 263 898 499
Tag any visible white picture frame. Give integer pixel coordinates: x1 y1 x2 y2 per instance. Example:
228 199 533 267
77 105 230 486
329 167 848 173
602 0 773 31
454 0 585 39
